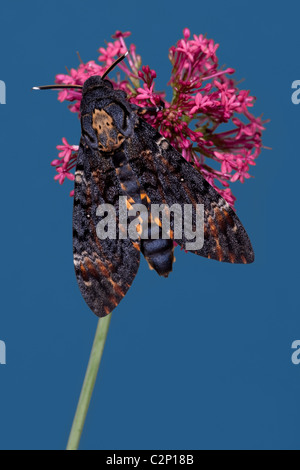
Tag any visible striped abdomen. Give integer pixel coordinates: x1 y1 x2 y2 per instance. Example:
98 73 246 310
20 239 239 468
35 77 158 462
113 150 174 278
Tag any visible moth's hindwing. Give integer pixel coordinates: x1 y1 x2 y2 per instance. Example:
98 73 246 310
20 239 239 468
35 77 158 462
125 118 255 265
73 143 141 317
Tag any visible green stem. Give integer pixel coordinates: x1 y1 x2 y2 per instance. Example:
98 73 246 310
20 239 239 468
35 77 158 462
66 314 112 451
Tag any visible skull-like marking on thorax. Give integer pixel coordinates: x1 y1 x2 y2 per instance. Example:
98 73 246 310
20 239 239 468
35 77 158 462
92 109 125 152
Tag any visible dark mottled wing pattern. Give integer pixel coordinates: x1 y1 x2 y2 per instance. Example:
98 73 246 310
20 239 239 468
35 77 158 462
126 119 254 264
73 143 140 317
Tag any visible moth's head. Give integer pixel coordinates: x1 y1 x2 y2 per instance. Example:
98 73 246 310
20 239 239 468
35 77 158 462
33 52 129 155
82 75 113 96
82 52 128 97
33 52 127 103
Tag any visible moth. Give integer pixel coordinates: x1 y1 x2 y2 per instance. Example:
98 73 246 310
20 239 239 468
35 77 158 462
35 53 254 318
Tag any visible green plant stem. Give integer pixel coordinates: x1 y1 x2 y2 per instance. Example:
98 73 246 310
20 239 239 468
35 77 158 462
66 314 112 451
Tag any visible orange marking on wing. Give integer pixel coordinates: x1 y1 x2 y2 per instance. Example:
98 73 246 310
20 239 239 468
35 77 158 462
80 263 89 282
214 207 226 233
216 245 224 262
208 217 223 262
109 296 119 308
141 191 151 204
208 216 218 238
241 255 247 265
104 306 111 316
229 253 236 264
223 210 235 228
85 258 100 278
109 279 125 299
94 258 111 278
126 199 134 210
132 241 140 251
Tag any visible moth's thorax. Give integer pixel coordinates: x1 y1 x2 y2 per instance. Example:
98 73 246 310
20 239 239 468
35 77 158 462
80 79 137 154
92 108 125 152
82 76 113 96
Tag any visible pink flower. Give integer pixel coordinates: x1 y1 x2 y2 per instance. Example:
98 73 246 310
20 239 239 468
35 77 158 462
176 39 195 62
190 92 214 114
54 166 75 185
214 152 234 175
183 28 191 40
231 160 252 183
112 31 131 39
56 138 79 163
98 42 121 66
52 138 78 188
136 83 157 106
50 29 266 202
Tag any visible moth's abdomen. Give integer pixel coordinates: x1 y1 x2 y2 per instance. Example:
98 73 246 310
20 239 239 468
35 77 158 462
113 151 141 203
113 150 174 278
140 194 174 277
142 237 174 278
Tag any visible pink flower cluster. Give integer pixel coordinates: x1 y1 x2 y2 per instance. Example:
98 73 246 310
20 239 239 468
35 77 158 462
52 29 266 205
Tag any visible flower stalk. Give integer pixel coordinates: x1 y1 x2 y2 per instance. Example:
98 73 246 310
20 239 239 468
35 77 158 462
66 314 112 451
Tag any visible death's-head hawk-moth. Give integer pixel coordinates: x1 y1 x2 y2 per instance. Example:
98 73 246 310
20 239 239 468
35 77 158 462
34 54 254 317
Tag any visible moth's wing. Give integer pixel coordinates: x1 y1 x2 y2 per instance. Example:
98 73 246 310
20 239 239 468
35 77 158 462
126 119 254 264
73 143 141 317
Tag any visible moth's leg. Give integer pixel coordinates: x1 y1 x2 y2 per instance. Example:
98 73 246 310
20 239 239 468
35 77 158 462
121 102 165 138
121 105 164 138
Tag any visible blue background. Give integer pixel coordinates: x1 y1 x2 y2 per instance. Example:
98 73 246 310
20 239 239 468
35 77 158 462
0 0 299 450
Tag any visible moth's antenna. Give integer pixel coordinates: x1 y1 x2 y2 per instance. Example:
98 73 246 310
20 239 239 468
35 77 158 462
101 51 128 79
32 51 128 91
32 84 83 91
